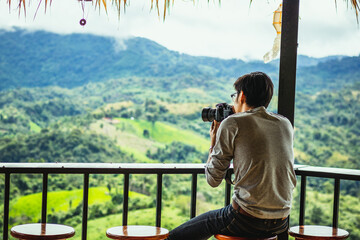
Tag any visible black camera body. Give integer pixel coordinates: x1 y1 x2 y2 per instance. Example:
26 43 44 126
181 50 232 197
201 103 234 122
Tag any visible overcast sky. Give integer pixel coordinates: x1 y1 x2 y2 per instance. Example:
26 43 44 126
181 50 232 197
0 0 359 60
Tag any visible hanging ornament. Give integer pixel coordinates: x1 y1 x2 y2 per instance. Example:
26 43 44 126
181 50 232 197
263 3 282 63
80 18 87 26
78 0 92 26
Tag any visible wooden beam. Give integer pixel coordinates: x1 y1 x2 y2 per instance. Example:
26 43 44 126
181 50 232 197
278 0 300 126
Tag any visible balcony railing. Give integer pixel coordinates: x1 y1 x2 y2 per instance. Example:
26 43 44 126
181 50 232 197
1 163 360 240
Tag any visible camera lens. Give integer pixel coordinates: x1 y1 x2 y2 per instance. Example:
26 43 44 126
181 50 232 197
201 108 216 122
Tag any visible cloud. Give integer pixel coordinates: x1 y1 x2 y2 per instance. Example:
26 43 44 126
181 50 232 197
112 37 128 53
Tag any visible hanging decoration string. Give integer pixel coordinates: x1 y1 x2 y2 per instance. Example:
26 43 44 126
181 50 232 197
79 0 87 26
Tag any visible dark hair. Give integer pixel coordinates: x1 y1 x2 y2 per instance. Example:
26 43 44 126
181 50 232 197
233 72 274 108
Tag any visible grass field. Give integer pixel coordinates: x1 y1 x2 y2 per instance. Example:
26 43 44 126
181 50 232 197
29 120 41 133
9 187 149 223
121 146 157 163
89 120 164 157
158 101 205 115
9 187 111 222
114 118 208 152
72 207 189 240
90 117 209 159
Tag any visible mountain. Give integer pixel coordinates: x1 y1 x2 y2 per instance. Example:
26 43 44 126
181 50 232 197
0 28 255 90
270 55 346 68
1 28 359 94
296 55 360 93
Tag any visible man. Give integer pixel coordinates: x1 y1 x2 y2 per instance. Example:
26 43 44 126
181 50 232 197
167 72 296 240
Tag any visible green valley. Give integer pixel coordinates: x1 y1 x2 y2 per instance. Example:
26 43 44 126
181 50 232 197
0 29 359 239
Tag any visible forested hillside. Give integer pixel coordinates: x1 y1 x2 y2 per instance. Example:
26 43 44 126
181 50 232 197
1 29 359 93
0 29 359 239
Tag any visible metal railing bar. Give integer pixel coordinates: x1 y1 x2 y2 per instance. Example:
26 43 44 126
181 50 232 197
0 168 206 175
1 164 359 181
82 173 89 240
41 173 48 224
3 173 10 240
225 182 231 207
190 173 197 219
0 163 207 169
0 163 207 174
299 175 307 225
332 178 340 228
224 169 233 207
156 173 163 227
122 173 129 226
294 167 360 181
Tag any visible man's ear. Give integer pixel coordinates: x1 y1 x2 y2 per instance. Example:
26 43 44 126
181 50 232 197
239 91 246 103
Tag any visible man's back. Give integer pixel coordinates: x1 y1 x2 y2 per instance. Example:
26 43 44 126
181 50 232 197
207 106 297 219
168 72 295 240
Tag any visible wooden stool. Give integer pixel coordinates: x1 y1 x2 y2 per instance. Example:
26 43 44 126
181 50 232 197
214 235 277 240
10 223 75 240
106 225 169 240
289 225 349 240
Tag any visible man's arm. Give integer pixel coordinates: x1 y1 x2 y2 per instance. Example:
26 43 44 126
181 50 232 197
205 117 237 187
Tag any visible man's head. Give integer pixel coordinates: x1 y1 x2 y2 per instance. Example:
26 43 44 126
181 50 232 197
233 72 274 109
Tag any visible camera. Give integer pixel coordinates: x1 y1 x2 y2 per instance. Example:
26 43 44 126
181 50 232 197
201 103 234 122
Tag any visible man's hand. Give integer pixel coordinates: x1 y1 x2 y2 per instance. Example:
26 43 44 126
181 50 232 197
207 120 220 164
210 120 220 148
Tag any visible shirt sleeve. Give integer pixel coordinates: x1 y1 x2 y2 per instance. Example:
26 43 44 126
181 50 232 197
205 117 238 187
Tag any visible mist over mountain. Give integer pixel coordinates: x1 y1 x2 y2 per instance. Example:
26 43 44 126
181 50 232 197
1 28 359 93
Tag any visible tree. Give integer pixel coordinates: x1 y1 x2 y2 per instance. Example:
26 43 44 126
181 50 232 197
143 129 150 138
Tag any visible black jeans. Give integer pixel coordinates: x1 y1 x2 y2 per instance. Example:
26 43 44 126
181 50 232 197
167 204 288 240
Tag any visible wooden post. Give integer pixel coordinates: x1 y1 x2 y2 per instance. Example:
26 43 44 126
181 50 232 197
278 0 300 126
278 1 300 240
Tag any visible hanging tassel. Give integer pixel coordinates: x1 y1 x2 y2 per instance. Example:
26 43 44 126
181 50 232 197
263 3 282 63
263 34 281 63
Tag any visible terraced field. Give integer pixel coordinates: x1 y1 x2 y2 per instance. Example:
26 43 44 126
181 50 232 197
90 117 209 164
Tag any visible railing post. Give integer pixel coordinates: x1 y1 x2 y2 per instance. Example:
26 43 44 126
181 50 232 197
41 173 48 224
225 170 232 207
156 173 163 227
3 173 10 240
332 178 340 228
122 173 129 226
299 175 307 225
82 173 89 240
225 182 231 207
190 174 197 219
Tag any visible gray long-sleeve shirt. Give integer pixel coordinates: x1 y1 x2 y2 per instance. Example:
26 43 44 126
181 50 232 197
205 106 297 219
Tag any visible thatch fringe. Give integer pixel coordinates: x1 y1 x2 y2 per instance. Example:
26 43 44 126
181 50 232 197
338 0 360 22
5 0 360 22
7 0 173 20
